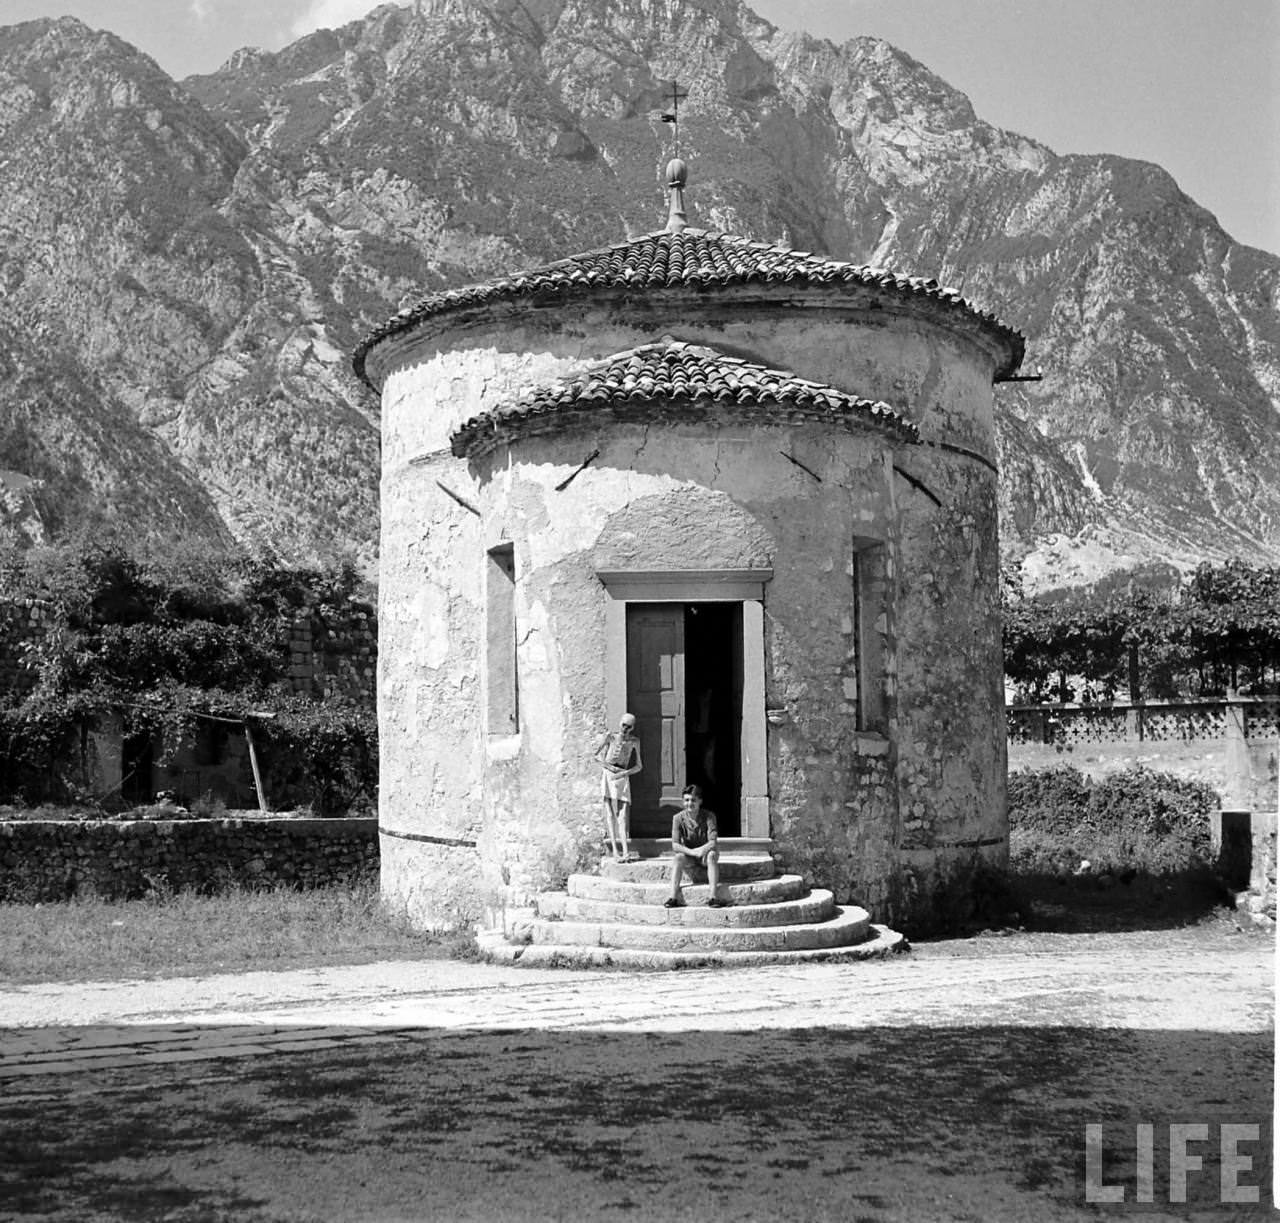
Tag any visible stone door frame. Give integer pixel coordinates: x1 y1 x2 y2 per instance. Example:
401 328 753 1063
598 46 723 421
597 569 771 839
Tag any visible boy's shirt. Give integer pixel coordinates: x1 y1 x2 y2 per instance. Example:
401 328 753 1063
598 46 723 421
674 807 717 849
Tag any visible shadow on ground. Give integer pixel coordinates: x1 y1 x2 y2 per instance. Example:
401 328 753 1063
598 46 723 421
936 865 1237 939
1007 870 1236 935
2 1025 1270 1222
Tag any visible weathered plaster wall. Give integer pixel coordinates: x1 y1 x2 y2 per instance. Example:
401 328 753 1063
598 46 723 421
472 424 896 909
377 441 486 922
375 289 1000 457
378 293 1005 932
887 446 1008 929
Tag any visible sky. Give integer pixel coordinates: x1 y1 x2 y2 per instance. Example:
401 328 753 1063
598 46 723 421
4 0 1276 253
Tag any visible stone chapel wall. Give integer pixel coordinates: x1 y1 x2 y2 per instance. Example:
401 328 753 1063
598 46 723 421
377 296 1007 931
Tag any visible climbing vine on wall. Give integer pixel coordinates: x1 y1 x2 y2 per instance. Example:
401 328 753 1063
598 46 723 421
0 537 376 811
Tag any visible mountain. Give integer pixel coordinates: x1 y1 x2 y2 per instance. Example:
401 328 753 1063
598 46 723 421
0 0 1275 587
0 15 378 562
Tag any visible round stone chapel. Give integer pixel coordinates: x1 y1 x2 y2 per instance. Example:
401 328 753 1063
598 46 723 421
354 161 1024 951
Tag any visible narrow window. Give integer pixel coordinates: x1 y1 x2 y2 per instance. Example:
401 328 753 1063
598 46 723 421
851 539 887 733
486 544 518 734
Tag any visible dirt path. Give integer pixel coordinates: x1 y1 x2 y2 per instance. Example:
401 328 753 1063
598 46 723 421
1 925 1273 1222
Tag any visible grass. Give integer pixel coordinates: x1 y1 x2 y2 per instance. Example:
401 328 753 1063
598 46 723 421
0 879 470 985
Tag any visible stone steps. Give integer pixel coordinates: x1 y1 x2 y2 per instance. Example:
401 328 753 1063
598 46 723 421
567 872 809 907
477 842 907 969
537 888 836 928
476 922 907 969
525 902 870 953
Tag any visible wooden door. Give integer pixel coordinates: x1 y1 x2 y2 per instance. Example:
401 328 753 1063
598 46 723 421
626 605 685 835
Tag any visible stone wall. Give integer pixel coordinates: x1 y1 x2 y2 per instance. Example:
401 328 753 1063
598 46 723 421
287 606 377 703
1244 812 1277 928
0 598 47 699
0 817 378 902
377 294 1008 934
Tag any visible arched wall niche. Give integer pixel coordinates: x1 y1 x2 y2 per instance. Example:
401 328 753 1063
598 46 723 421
591 489 774 574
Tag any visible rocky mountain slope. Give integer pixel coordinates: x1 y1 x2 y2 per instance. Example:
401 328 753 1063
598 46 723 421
0 0 1276 586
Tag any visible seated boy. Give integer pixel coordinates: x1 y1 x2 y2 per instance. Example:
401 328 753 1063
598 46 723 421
665 784 727 907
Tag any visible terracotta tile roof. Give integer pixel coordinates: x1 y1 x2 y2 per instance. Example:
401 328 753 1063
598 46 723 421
450 339 920 459
353 228 1025 386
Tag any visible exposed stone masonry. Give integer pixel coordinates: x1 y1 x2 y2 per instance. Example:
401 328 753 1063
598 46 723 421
286 606 377 702
0 817 378 902
0 599 47 700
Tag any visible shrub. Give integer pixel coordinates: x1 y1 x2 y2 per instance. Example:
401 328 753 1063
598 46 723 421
257 694 377 816
1086 768 1214 860
190 791 229 818
1008 764 1216 875
1006 765 1091 837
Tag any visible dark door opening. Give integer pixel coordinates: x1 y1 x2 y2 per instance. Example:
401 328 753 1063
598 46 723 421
625 602 742 837
121 733 155 805
684 603 742 834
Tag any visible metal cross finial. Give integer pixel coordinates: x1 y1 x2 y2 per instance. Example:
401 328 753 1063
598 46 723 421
659 80 688 157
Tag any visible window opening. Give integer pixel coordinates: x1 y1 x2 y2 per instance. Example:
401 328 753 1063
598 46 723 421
486 544 518 734
852 539 887 733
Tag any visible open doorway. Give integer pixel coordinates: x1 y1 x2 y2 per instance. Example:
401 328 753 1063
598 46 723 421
121 732 155 805
625 602 742 837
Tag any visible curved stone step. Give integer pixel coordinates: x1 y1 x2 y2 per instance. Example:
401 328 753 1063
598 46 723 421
526 904 871 953
599 854 777 884
536 889 837 928
477 923 908 969
567 872 808 907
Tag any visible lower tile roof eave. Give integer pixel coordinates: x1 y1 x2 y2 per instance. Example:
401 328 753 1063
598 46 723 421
449 399 922 462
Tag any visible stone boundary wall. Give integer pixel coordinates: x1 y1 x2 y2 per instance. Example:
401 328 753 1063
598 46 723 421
0 817 378 902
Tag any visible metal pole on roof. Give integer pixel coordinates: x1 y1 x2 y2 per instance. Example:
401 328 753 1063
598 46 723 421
660 81 691 234
659 80 687 159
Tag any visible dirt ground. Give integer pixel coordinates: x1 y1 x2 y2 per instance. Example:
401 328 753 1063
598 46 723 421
1 917 1272 1223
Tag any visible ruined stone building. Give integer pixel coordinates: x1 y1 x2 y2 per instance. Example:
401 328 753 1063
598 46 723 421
354 159 1024 941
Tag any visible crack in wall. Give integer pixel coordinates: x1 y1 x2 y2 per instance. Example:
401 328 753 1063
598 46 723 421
634 423 651 465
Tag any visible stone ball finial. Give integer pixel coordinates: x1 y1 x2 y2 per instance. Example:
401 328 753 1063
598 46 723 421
666 157 688 188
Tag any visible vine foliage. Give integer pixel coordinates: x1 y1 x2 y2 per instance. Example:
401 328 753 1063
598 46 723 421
0 537 375 813
1003 559 1280 703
